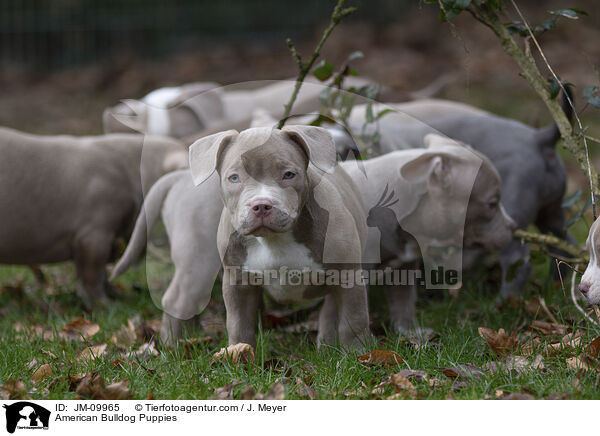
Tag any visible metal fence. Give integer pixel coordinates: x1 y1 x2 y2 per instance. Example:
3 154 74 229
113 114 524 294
0 0 409 70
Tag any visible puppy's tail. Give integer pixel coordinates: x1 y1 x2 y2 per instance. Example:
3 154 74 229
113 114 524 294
536 85 574 148
110 170 182 280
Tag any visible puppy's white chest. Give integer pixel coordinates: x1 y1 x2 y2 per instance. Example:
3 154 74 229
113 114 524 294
243 234 321 303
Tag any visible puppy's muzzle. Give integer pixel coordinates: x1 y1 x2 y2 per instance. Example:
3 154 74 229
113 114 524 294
251 200 273 218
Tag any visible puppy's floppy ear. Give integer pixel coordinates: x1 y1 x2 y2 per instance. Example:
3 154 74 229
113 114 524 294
281 125 336 173
189 130 238 186
104 99 148 133
400 152 449 192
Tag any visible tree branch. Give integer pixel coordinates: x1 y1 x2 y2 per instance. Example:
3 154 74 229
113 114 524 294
468 1 600 201
514 229 588 263
277 0 356 129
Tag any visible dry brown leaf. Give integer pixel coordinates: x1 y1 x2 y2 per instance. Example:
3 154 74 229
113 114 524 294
546 331 583 356
441 364 484 380
428 377 444 387
520 337 542 356
75 372 133 400
1 380 26 399
77 344 107 362
109 319 137 347
60 318 100 341
31 363 53 382
104 380 134 400
146 392 154 400
585 337 600 358
389 373 416 391
358 350 404 367
502 392 535 400
295 377 317 399
567 354 593 371
40 349 58 360
478 327 519 357
212 343 255 365
135 342 159 360
212 380 242 400
255 382 285 400
396 369 428 383
530 320 569 336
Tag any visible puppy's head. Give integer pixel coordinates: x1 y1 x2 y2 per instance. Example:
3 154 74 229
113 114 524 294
401 134 515 258
579 218 600 304
189 126 336 236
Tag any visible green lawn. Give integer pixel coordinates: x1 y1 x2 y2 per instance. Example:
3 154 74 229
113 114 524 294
1 247 600 400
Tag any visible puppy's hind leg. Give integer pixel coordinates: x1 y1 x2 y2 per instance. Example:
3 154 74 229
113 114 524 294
74 232 113 309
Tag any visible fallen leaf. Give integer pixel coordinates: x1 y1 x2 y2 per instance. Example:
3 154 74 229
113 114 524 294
1 380 27 399
104 380 134 400
75 373 133 400
26 358 38 370
585 337 600 358
502 392 535 400
389 373 416 392
40 349 58 360
135 342 159 360
109 319 137 347
295 377 317 399
31 364 53 382
428 377 444 387
255 382 286 400
567 354 593 371
530 320 569 336
524 296 559 323
546 331 583 356
61 318 100 341
358 350 404 367
136 319 161 342
478 327 519 357
395 369 428 383
212 380 242 400
441 364 484 380
146 392 154 400
77 344 107 362
212 343 255 365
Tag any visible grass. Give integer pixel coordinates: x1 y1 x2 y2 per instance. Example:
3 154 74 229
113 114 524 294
1 249 600 400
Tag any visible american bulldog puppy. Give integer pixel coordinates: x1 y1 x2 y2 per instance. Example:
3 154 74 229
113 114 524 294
191 125 369 348
340 133 516 333
336 95 571 299
578 217 600 304
0 127 187 308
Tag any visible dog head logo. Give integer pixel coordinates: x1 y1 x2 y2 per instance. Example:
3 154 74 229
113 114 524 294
3 402 50 433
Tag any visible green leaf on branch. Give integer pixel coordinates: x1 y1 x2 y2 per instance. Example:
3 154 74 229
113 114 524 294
313 60 335 81
529 250 547 265
562 189 582 209
583 86 600 109
549 8 588 19
506 259 525 282
505 21 528 36
346 51 364 62
376 108 396 120
549 77 561 100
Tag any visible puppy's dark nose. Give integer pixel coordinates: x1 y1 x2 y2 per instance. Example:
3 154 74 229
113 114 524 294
579 282 590 297
251 201 273 218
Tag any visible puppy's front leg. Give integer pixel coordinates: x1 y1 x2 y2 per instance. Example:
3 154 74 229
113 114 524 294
331 282 371 349
317 294 338 348
222 269 262 347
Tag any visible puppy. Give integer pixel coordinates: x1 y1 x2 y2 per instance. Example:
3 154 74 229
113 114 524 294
189 126 370 348
579 217 600 304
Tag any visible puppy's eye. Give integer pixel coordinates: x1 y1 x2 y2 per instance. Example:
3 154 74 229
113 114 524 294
283 171 296 180
228 174 240 183
487 199 499 209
